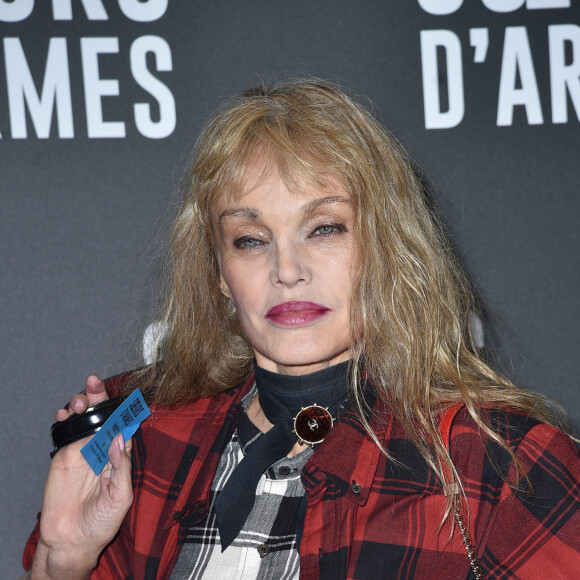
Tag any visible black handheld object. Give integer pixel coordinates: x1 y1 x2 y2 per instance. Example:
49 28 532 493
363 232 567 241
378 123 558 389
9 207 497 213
50 396 123 457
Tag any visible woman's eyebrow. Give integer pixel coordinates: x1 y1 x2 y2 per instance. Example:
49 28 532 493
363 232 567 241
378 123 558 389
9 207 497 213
218 196 349 224
301 196 351 216
218 207 260 224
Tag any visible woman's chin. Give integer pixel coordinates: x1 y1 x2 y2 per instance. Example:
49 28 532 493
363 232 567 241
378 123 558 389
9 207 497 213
253 348 351 375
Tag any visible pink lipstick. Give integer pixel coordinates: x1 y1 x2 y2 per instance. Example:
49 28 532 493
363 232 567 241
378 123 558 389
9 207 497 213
265 301 331 326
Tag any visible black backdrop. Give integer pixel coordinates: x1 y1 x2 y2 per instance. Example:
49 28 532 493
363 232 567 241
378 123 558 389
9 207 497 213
2 2 579 575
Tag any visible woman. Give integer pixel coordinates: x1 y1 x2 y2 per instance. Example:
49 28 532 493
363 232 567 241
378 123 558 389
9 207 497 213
22 79 580 579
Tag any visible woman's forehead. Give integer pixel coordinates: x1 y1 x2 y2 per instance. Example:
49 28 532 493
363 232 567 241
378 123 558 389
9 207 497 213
214 154 350 207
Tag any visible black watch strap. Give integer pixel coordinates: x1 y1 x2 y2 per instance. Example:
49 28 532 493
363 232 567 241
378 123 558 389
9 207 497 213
50 396 123 457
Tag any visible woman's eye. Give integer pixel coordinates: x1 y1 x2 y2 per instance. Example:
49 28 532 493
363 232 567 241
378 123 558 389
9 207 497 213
312 223 346 236
234 236 262 249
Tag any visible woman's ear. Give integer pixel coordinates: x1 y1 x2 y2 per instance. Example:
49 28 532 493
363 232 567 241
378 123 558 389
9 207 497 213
220 274 232 300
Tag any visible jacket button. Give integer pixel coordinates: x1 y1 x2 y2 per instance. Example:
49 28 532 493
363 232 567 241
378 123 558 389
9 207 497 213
193 501 206 513
351 482 362 494
257 543 270 556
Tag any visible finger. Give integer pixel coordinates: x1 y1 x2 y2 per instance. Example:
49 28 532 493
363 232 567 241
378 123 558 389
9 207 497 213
69 394 89 415
55 375 109 421
69 376 108 414
108 434 133 466
54 395 88 421
106 434 133 506
55 407 71 421
84 375 108 406
108 434 125 469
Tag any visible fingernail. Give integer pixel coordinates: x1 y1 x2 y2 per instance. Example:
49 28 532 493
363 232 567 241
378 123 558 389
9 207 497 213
73 399 83 411
119 434 125 451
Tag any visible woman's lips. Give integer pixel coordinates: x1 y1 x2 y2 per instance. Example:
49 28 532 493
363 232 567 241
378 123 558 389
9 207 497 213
265 301 331 326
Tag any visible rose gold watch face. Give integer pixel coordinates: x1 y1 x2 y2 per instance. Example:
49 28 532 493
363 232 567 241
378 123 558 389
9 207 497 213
293 405 334 446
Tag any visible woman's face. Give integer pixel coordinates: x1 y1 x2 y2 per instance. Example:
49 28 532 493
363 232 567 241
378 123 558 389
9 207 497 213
212 160 358 375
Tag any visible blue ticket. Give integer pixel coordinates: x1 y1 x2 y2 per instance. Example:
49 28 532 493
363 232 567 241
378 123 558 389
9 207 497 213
81 388 151 475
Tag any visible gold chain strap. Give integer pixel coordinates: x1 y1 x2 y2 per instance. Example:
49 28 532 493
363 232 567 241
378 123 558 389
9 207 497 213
439 404 486 579
453 504 486 580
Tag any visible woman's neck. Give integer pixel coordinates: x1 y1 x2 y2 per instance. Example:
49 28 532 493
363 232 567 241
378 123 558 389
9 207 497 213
248 360 350 457
253 353 350 376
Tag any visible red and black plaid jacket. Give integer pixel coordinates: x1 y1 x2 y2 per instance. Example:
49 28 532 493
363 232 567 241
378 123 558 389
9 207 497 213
24 373 580 579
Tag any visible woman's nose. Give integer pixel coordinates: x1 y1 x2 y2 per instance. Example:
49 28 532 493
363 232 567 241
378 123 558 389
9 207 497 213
270 241 310 287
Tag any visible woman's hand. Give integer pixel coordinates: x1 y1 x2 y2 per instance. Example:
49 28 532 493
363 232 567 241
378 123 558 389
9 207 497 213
29 376 134 579
55 374 109 420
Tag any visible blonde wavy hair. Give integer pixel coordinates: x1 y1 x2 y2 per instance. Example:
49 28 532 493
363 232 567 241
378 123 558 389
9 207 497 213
137 78 563 517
